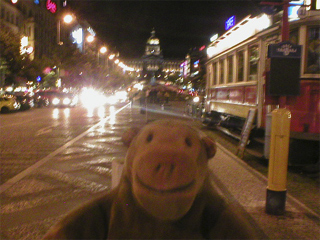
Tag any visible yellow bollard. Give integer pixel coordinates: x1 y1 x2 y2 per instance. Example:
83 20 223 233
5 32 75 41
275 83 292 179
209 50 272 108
266 108 291 215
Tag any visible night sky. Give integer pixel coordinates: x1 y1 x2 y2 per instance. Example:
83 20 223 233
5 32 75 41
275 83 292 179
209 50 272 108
67 1 264 59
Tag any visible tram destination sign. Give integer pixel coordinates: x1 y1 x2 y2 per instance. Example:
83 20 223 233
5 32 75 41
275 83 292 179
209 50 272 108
268 41 302 58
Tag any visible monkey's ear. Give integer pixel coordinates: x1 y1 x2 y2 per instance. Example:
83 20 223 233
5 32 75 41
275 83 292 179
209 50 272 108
202 136 216 159
121 127 140 147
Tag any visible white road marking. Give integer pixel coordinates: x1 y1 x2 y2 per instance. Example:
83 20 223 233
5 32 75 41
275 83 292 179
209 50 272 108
0 103 130 194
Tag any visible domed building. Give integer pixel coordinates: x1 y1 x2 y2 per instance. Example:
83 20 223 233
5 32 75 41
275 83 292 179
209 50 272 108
124 29 183 85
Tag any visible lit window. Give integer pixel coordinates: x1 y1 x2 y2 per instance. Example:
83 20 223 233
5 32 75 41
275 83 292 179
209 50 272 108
306 27 320 74
227 55 233 83
248 45 259 81
237 51 244 82
219 59 224 84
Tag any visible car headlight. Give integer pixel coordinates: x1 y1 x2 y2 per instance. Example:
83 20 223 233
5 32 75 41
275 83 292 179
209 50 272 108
72 96 78 105
52 97 60 105
193 96 200 103
63 97 71 105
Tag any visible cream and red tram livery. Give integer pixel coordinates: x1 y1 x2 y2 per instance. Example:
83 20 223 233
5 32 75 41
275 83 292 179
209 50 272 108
204 8 319 158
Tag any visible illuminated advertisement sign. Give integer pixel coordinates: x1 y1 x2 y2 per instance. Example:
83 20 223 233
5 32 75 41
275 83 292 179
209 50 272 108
72 28 83 44
46 0 57 13
199 45 206 51
194 60 199 68
225 16 236 31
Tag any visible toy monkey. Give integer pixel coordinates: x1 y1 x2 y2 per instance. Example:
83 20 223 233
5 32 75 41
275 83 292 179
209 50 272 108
43 119 259 239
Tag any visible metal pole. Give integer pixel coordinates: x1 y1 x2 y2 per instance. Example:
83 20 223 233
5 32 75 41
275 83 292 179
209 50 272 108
263 0 292 216
266 109 291 215
281 0 290 42
279 0 290 108
57 20 61 45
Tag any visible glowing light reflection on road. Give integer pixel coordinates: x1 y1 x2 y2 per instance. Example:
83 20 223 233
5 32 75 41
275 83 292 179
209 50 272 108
52 108 59 119
63 108 70 118
109 106 116 125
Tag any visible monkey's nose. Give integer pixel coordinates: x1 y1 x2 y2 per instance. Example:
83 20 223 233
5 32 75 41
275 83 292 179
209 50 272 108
154 162 176 179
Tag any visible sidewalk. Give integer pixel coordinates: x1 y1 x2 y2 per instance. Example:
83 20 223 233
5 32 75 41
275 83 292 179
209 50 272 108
1 102 319 239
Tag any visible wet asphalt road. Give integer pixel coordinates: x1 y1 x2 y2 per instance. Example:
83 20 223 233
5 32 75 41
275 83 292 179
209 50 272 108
0 104 130 185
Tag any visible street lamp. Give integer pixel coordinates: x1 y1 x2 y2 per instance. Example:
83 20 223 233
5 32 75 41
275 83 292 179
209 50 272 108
98 46 107 65
57 14 73 45
87 35 95 43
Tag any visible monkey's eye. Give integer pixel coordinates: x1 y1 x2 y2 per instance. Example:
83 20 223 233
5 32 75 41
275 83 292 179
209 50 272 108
185 137 192 147
146 133 153 143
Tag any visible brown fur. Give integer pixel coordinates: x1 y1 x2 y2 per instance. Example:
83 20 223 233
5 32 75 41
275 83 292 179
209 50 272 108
43 119 259 239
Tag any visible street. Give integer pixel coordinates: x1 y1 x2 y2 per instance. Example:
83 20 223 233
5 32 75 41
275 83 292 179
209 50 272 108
0 104 131 185
1 102 319 239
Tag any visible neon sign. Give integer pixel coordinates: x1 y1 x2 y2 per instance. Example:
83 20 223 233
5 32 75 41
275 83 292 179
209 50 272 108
225 16 236 31
46 0 57 13
199 45 206 51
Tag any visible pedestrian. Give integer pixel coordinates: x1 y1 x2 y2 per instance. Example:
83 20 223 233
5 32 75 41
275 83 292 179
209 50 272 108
157 91 163 104
164 91 170 104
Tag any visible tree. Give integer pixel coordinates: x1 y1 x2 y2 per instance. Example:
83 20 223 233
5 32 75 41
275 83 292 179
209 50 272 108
0 26 25 85
0 25 54 87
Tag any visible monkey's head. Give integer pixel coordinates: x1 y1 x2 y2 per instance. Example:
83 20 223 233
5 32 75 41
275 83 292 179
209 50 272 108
121 119 216 221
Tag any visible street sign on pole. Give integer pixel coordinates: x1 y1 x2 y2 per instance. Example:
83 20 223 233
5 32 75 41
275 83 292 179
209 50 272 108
268 42 302 96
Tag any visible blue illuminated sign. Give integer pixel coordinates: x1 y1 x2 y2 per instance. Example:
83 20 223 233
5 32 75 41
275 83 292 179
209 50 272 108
225 16 236 31
288 0 304 18
37 76 41 82
34 0 40 4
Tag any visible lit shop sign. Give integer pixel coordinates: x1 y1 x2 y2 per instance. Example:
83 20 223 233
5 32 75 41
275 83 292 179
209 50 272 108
288 0 311 19
194 60 199 68
210 34 218 42
20 36 33 54
72 28 83 44
199 45 206 51
46 0 57 13
225 16 236 31
87 27 96 37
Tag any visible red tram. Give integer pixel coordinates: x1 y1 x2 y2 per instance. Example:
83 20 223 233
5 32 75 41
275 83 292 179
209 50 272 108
204 8 319 163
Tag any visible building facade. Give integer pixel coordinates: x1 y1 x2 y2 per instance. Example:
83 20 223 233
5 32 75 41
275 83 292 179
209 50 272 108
0 0 98 88
124 29 183 85
0 0 62 86
181 46 207 92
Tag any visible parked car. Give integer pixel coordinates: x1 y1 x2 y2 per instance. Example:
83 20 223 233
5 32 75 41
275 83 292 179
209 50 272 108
51 92 78 107
13 92 34 110
34 92 49 107
0 95 20 113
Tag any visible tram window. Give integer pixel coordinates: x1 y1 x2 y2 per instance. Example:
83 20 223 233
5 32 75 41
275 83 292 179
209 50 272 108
213 62 217 85
249 45 259 81
219 59 224 84
306 26 320 74
290 30 299 45
227 55 233 83
237 50 245 82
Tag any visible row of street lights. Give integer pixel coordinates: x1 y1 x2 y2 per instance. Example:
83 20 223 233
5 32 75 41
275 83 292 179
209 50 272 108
56 12 132 88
